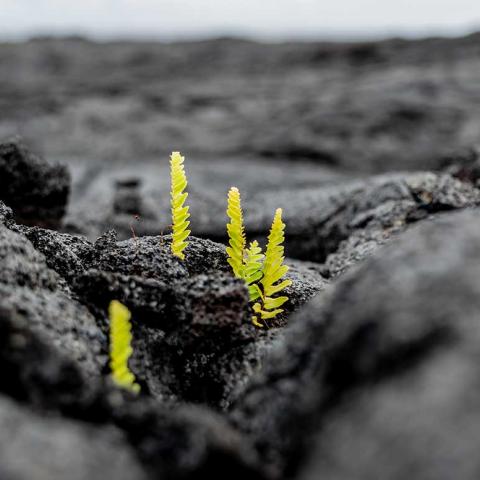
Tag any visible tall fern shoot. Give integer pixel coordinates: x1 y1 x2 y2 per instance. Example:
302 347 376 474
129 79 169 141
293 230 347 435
226 186 246 277
170 151 191 260
252 209 292 327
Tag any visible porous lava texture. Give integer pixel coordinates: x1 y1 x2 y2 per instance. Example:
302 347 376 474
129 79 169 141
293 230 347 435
2 33 480 480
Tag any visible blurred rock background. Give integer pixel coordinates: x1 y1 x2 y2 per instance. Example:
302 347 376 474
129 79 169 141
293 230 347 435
1 31 480 240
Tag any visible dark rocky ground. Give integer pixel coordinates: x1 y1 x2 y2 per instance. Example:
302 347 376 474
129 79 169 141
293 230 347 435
1 33 480 479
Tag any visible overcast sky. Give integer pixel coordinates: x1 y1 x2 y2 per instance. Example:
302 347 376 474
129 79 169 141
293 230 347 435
2 0 480 40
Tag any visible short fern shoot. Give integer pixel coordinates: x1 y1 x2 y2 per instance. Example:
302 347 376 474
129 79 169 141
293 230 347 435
109 300 140 394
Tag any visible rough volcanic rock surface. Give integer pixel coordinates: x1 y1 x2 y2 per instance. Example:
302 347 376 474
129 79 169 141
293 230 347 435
69 232 325 408
0 222 105 412
0 213 287 478
319 172 480 277
0 138 70 228
2 204 326 411
0 201 14 225
2 34 480 480
16 225 94 281
297 209 480 480
281 171 480 266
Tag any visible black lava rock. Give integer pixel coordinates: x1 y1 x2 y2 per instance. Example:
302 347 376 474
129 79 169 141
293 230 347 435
0 138 70 228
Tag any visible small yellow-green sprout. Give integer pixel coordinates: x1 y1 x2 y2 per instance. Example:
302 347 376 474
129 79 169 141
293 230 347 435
170 151 190 260
252 208 292 327
109 300 140 394
226 186 246 278
243 240 264 302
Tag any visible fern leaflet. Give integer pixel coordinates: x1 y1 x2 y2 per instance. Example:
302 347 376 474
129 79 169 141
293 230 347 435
243 240 264 301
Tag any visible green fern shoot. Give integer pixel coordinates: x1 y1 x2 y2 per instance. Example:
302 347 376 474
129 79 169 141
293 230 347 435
170 151 191 260
109 300 140 394
252 208 292 327
226 186 246 278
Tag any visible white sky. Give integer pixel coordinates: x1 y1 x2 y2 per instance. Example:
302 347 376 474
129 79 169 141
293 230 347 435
1 0 480 40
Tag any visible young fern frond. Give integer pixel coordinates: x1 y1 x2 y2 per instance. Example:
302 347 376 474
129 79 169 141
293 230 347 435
109 300 140 394
170 151 190 260
252 208 292 327
243 240 264 301
226 187 246 278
